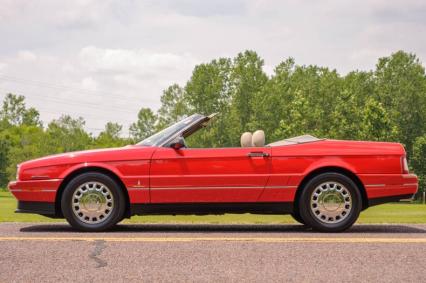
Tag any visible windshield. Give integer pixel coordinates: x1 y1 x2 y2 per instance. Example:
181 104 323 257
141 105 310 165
137 114 204 146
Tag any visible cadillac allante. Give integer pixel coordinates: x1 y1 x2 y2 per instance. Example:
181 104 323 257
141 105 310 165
8 114 418 232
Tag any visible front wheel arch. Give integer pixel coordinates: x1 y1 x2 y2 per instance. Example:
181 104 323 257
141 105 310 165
55 167 130 219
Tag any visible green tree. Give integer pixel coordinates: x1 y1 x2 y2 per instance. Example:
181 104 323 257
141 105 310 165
45 115 92 153
2 125 47 182
358 98 398 141
157 84 188 129
0 93 41 127
265 64 343 141
0 138 10 186
185 58 232 114
412 136 426 195
0 94 44 183
183 58 233 147
129 108 157 141
250 58 296 139
374 51 426 153
230 51 268 134
93 122 128 148
273 90 312 138
329 71 375 140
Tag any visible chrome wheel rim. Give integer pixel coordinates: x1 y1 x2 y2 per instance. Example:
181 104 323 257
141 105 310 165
310 181 352 224
71 182 114 224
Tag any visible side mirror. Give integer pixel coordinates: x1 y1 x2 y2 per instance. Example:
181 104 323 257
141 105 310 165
170 136 185 150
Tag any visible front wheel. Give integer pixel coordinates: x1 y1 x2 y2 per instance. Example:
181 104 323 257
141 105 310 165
290 211 306 225
61 172 126 232
299 173 362 232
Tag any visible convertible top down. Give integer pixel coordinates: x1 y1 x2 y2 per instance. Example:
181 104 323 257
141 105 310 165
8 113 418 232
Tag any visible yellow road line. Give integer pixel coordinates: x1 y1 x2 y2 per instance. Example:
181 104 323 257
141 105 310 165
0 237 425 243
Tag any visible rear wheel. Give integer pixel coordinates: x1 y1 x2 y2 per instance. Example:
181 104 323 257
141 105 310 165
299 173 361 232
61 172 126 232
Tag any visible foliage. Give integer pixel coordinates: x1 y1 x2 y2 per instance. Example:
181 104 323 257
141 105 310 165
412 136 426 195
93 122 129 148
157 84 188 129
1 50 426 199
44 115 91 153
0 138 9 186
0 95 129 182
129 108 157 141
374 51 426 152
0 93 42 127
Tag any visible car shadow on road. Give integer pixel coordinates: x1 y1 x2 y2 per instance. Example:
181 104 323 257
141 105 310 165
19 223 426 234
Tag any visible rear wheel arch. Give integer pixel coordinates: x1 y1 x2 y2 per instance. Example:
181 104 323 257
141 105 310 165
294 166 368 212
55 166 130 218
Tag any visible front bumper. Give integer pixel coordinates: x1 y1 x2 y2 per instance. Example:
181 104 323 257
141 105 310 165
16 201 56 216
8 179 62 216
8 179 62 202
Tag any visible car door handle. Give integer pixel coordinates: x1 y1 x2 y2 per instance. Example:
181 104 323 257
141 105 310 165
247 152 270 157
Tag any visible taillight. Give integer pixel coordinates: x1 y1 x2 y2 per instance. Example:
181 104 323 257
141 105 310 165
402 157 409 174
16 165 20 181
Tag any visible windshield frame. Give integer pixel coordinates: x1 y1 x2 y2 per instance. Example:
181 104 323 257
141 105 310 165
136 114 206 147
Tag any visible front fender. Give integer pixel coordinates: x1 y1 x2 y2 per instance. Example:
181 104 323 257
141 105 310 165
59 162 125 179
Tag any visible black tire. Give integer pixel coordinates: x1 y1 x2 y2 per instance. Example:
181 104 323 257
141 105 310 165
61 172 126 232
290 211 306 225
299 173 362 232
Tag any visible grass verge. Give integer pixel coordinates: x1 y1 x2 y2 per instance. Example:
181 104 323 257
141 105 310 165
1 191 425 224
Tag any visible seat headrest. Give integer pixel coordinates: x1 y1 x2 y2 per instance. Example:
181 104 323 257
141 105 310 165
252 130 265 147
240 132 253 147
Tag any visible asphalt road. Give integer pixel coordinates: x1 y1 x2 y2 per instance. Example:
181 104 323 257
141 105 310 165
0 223 425 283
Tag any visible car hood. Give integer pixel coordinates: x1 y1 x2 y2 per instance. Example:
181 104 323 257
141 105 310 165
19 145 156 170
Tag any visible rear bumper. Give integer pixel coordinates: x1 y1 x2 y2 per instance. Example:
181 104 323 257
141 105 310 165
367 194 416 207
8 179 61 216
359 173 418 206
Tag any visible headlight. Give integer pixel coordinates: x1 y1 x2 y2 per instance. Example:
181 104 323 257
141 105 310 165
16 165 20 181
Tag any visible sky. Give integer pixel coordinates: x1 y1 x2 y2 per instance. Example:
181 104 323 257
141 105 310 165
0 0 425 136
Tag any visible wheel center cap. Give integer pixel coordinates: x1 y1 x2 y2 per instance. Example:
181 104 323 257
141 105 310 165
321 193 343 212
82 193 103 211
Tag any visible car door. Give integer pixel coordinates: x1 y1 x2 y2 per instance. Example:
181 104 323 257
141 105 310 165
149 146 272 203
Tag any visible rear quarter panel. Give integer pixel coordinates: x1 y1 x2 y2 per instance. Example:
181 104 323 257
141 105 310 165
258 140 405 202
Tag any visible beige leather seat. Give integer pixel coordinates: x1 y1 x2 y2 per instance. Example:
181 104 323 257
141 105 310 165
252 130 265 147
240 132 253 147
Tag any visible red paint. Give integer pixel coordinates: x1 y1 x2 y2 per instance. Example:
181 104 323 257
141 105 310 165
8 139 418 208
8 179 60 202
150 147 271 203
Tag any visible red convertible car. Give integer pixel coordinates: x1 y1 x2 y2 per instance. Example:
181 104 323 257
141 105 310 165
8 114 418 232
